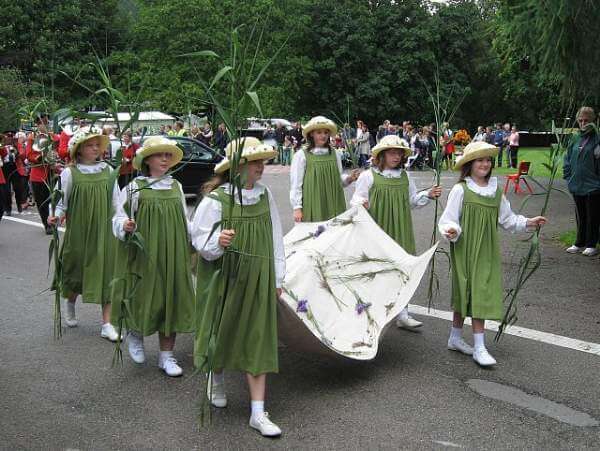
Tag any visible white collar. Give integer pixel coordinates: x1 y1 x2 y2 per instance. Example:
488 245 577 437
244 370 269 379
311 146 330 155
373 167 404 178
465 176 498 197
222 182 266 203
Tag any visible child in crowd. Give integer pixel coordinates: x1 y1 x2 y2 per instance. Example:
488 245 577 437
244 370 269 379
351 135 442 329
290 116 359 222
438 142 546 367
191 137 285 437
112 137 195 376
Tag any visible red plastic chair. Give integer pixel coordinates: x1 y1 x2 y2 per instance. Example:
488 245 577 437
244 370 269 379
504 161 533 194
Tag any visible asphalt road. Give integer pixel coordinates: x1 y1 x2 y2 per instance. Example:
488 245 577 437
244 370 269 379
1 166 599 450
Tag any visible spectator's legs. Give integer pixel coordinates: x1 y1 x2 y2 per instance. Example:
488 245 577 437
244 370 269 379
573 195 587 248
32 181 50 227
584 192 600 248
1 166 12 214
497 144 503 167
510 146 519 168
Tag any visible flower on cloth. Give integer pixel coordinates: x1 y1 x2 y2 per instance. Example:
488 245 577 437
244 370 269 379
355 301 372 315
313 225 326 238
296 299 309 313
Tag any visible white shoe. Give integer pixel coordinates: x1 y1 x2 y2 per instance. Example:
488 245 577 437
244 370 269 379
582 247 599 257
396 316 423 329
249 412 282 437
127 332 145 364
101 323 120 342
566 245 583 254
64 301 77 327
207 373 227 408
473 348 497 367
158 356 183 377
447 337 474 355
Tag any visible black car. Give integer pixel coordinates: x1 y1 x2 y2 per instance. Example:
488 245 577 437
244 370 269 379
141 135 222 196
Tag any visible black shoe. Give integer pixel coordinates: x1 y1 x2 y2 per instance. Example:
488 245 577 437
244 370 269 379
5 210 12 216
45 225 53 235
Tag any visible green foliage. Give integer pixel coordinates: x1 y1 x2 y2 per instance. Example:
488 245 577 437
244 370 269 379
2 0 595 130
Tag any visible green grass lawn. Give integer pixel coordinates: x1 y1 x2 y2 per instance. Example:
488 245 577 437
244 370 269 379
442 147 562 178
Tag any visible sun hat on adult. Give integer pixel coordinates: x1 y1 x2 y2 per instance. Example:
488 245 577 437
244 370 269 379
67 126 110 159
214 137 277 174
371 135 411 159
302 115 337 139
454 141 499 170
132 136 183 170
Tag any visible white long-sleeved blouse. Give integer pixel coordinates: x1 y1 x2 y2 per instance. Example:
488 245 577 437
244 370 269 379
53 162 120 218
438 177 528 242
350 168 430 208
289 147 353 210
191 182 285 288
112 175 190 241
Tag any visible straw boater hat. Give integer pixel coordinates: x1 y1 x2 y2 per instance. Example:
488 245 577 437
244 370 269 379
214 137 277 174
67 127 110 159
133 136 183 170
454 141 498 170
370 135 412 159
302 116 337 139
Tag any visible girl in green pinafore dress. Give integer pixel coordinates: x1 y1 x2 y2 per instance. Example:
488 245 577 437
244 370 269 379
48 128 121 341
351 135 442 330
111 137 194 377
191 138 285 437
438 142 547 367
289 116 360 223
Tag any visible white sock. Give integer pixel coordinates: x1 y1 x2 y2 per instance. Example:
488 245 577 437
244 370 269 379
159 350 173 363
251 400 265 418
473 333 485 351
398 307 409 320
449 327 462 342
212 372 224 385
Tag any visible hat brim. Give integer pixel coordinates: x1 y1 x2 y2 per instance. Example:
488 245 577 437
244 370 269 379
371 144 411 159
132 144 184 170
453 147 498 170
70 134 110 159
302 123 337 139
214 149 278 174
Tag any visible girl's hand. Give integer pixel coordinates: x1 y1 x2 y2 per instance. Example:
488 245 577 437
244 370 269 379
293 208 303 222
276 288 282 299
428 185 442 199
444 227 458 240
47 216 59 226
123 219 136 233
219 229 235 248
527 216 547 228
362 200 369 209
349 169 360 182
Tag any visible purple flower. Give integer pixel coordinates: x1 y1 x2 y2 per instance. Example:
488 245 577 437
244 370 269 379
313 225 326 238
355 301 372 315
296 299 309 313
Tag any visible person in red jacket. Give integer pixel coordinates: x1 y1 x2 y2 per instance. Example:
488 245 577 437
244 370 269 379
1 133 29 213
118 131 139 188
26 130 53 234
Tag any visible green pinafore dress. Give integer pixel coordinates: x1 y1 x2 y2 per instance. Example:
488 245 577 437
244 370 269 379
450 182 503 320
112 179 195 336
302 149 346 222
194 187 278 376
60 165 116 303
368 169 416 255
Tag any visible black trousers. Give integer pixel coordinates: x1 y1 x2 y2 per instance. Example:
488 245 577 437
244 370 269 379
31 181 50 228
1 164 28 212
509 146 519 168
573 191 600 248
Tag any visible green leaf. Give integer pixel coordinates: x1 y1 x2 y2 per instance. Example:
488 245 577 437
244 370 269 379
179 50 219 59
245 91 262 116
